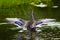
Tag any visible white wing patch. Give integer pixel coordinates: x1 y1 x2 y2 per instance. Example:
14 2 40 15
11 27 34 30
5 18 23 27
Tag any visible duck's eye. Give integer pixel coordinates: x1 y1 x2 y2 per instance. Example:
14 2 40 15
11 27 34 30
36 21 43 25
15 21 22 26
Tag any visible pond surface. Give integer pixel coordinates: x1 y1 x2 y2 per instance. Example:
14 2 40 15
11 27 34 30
0 4 60 40
0 19 60 40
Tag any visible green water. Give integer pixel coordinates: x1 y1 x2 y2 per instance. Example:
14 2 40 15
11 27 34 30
0 4 60 40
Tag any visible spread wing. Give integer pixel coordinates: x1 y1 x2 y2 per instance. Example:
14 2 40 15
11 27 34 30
5 18 28 28
36 18 56 25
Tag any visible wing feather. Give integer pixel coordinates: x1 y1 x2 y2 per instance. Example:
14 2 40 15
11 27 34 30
36 18 56 25
5 18 29 28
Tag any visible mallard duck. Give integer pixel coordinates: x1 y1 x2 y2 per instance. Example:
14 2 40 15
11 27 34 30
0 10 55 31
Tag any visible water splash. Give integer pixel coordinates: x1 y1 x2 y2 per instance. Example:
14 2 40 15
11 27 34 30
36 19 60 32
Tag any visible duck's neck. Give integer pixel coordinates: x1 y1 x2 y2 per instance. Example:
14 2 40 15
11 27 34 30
30 10 35 23
27 10 35 32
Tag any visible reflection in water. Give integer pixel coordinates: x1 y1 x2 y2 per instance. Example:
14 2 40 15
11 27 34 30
0 19 60 40
15 33 21 40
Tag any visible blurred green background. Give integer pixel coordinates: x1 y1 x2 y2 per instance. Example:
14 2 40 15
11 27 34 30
0 0 60 22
